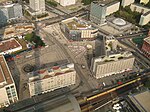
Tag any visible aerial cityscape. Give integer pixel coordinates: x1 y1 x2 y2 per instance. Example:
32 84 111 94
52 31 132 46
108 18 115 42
0 0 149 112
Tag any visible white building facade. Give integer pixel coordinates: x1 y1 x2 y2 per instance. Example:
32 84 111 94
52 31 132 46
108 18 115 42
139 11 150 26
28 63 76 97
106 1 120 16
54 0 76 6
0 55 18 108
91 52 135 79
121 0 135 7
130 4 150 14
29 0 45 12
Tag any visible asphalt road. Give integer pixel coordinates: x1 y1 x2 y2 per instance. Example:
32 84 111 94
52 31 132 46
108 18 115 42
117 38 150 69
41 28 94 91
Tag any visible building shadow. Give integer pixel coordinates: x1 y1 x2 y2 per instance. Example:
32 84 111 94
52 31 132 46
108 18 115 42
0 9 8 28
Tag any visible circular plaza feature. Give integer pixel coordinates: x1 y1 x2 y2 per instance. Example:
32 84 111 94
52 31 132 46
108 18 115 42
112 18 126 26
23 64 35 73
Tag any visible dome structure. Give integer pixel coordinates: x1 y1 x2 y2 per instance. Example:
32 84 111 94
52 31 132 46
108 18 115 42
112 18 126 26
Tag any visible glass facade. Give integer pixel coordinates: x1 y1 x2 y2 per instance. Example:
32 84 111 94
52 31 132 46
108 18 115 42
90 2 106 24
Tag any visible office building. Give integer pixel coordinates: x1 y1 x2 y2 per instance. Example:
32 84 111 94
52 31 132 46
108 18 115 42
29 0 45 12
139 11 150 26
130 4 150 25
0 55 18 108
0 3 23 27
90 1 120 25
0 38 22 55
28 63 76 97
60 17 98 41
54 0 76 6
128 90 150 112
121 0 135 7
91 37 135 79
106 1 120 16
140 0 149 4
90 1 107 25
130 3 150 14
142 36 150 58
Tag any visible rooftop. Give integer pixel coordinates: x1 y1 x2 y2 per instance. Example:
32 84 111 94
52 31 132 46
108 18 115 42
62 17 94 30
0 55 13 87
144 36 150 44
112 18 126 26
92 0 119 6
0 3 20 8
94 37 134 64
0 38 22 53
143 10 150 16
95 51 134 65
28 63 75 82
129 90 150 112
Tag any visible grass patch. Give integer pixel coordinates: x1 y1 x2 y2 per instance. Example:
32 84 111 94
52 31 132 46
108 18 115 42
114 6 141 25
144 78 150 88
36 13 48 19
81 0 94 5
46 0 57 7
25 32 45 48
132 35 147 48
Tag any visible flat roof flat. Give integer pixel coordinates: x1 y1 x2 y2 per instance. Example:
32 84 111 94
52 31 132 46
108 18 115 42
129 90 150 112
0 38 21 53
92 0 119 6
0 55 13 85
144 36 150 44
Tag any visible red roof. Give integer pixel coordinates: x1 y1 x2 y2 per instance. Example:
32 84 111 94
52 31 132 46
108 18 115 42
0 38 21 52
0 55 13 84
52 66 60 70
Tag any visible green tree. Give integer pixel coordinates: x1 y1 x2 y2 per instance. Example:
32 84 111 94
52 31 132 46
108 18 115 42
25 33 33 41
82 0 94 5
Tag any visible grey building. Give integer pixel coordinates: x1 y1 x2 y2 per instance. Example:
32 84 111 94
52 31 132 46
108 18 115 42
0 4 23 27
90 1 107 25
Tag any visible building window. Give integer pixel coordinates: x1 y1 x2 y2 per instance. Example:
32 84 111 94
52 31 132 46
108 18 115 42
6 87 9 90
13 97 18 102
11 86 14 89
9 99 13 103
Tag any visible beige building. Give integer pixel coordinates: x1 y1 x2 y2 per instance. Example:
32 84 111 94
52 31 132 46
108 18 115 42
121 0 135 7
130 4 150 25
140 0 149 4
91 53 135 79
3 24 34 39
91 37 135 79
28 63 76 97
54 0 76 6
29 0 45 12
0 55 18 108
130 4 150 14
139 11 150 25
106 1 120 16
60 17 98 41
